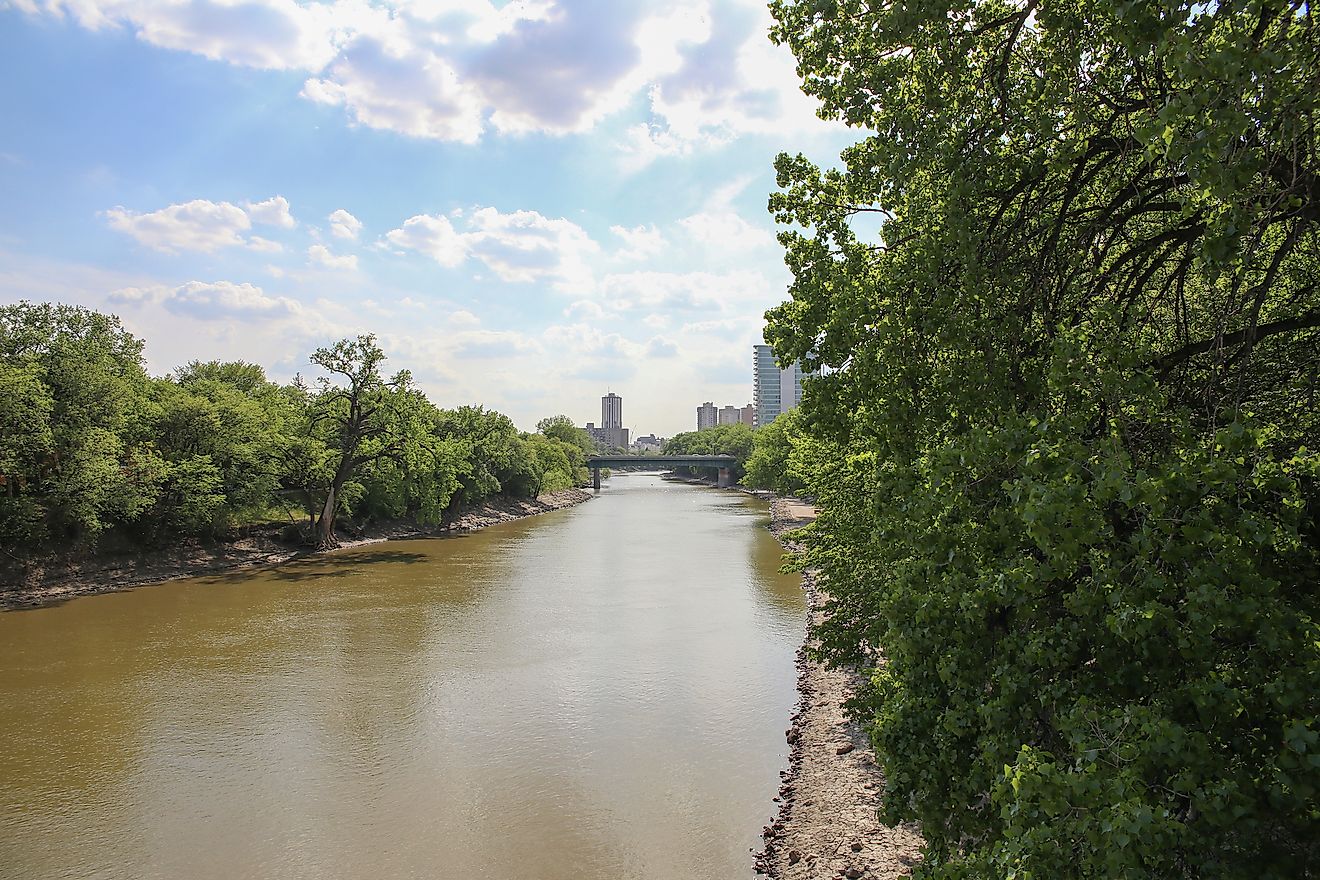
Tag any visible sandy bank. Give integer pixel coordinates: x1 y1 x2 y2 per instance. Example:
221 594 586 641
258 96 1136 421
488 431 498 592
754 498 924 879
1 488 592 611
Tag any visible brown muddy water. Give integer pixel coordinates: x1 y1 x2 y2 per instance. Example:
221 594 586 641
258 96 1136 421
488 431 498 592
0 475 804 880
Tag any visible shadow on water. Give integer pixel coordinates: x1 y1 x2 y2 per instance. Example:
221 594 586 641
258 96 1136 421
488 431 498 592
196 550 431 584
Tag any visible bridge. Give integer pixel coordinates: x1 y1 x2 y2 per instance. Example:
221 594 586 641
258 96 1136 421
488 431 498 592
584 455 738 490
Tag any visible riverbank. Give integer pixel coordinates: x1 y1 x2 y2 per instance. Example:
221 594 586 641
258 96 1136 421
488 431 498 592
755 498 924 879
0 488 592 611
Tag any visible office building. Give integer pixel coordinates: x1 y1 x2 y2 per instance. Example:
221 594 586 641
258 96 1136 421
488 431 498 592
754 344 805 426
600 392 628 449
602 393 622 430
697 402 718 431
633 434 664 452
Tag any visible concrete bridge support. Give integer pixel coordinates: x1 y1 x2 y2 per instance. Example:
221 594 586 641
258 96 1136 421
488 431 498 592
592 467 601 491
717 467 732 488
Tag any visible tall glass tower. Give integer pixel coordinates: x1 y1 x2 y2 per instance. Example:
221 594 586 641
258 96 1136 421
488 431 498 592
753 344 804 426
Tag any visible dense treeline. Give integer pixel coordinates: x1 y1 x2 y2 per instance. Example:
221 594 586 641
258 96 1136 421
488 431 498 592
662 423 755 481
0 302 592 555
766 0 1318 876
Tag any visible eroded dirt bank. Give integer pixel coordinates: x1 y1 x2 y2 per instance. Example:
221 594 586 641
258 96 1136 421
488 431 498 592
1 489 592 611
755 498 925 879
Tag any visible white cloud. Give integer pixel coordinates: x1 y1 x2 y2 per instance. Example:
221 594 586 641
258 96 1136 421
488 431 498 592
246 195 296 228
385 213 467 267
103 197 298 253
644 336 678 357
18 0 341 70
448 309 480 327
610 223 665 261
678 208 776 253
450 328 542 358
307 243 358 271
565 299 605 320
543 322 639 359
11 0 830 152
596 269 772 314
109 280 303 319
464 207 598 290
328 208 363 240
384 206 599 291
248 236 284 253
103 199 252 253
616 122 700 173
301 35 486 142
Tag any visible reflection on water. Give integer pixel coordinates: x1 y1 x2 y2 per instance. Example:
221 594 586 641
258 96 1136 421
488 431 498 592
0 476 804 880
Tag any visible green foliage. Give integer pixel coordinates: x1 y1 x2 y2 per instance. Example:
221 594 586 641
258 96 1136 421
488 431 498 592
0 304 584 557
0 302 156 544
744 408 812 495
663 423 755 480
767 0 1320 875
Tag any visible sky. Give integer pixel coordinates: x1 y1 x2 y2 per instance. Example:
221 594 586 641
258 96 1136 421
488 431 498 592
0 0 852 438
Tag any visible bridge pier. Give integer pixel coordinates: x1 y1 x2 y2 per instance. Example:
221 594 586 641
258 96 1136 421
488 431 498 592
583 455 736 491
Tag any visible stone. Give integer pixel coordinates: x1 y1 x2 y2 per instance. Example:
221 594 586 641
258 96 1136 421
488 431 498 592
836 742 855 755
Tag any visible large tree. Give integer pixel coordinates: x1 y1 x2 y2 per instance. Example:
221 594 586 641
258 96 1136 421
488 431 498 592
299 335 426 549
0 302 158 546
767 0 1319 875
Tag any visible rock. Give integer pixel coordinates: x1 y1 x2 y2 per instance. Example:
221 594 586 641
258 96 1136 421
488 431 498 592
845 868 864 879
788 850 802 865
836 742 855 755
851 841 863 852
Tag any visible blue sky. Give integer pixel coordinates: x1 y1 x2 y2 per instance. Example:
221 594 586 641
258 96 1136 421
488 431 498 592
0 0 850 438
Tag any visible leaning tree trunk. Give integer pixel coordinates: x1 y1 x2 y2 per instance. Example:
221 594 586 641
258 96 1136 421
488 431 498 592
315 484 339 550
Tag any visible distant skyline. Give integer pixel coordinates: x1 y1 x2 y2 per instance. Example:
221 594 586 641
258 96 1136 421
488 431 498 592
0 0 853 438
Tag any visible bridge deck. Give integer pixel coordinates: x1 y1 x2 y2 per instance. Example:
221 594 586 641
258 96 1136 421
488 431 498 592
585 455 736 467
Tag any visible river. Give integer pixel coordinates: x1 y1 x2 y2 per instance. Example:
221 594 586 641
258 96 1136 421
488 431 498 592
0 475 804 880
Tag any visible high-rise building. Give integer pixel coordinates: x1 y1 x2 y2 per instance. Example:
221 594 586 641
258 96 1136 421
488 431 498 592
739 403 755 426
600 392 627 449
718 405 739 425
696 401 718 431
602 393 622 429
754 344 805 426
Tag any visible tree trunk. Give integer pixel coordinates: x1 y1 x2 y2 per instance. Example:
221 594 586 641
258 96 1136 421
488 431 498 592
316 484 338 549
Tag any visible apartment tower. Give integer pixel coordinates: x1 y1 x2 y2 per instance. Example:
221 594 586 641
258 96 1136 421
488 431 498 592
753 344 805 426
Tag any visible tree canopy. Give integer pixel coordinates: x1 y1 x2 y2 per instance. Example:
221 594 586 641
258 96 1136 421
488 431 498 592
766 0 1319 875
0 303 590 560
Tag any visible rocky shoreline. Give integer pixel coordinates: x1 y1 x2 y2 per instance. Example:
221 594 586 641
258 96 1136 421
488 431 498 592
0 488 593 611
755 498 924 879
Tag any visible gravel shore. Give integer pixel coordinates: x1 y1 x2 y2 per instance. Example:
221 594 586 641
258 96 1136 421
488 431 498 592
755 498 924 879
1 488 592 610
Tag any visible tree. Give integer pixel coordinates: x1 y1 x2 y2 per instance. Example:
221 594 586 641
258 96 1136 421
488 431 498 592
663 423 755 481
767 0 1320 875
0 302 158 546
744 408 809 495
300 335 426 549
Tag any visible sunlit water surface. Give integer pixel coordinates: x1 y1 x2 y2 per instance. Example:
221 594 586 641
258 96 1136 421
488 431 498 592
0 475 803 880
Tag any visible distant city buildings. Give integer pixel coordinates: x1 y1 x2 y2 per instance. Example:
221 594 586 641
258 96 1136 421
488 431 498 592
585 392 629 449
753 344 806 426
632 434 664 452
719 404 754 426
696 400 753 431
